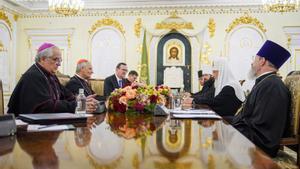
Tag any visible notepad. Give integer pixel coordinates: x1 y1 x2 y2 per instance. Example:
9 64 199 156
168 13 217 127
172 113 221 119
170 109 215 114
27 124 75 132
15 119 28 126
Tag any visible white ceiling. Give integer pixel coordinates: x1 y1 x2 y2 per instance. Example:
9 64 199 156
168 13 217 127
4 0 263 11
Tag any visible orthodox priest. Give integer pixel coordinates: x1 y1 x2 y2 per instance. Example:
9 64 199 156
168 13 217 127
232 40 291 157
7 43 98 116
192 65 215 99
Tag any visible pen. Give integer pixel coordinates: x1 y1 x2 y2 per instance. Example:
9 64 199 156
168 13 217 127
38 124 57 129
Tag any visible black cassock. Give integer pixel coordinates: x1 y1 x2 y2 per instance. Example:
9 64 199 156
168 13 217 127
7 63 76 116
193 85 243 117
65 75 106 101
232 72 291 157
192 78 215 99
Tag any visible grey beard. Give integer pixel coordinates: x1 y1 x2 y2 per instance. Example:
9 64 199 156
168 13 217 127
247 67 256 80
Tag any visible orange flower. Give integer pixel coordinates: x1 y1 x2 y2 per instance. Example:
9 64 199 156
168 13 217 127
126 89 137 99
119 96 128 105
122 86 132 92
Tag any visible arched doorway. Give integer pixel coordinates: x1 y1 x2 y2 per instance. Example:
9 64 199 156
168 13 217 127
157 32 192 92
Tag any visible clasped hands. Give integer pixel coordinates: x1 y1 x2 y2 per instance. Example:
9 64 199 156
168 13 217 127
181 92 194 108
86 94 99 113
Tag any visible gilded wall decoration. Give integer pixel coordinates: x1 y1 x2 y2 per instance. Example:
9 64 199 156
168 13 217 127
156 22 194 30
89 18 125 35
18 6 270 18
155 12 194 30
67 34 71 48
225 13 267 33
134 18 142 38
0 10 12 31
200 43 212 65
208 18 216 38
13 14 19 21
287 34 291 49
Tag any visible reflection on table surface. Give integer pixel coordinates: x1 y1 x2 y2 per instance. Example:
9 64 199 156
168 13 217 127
0 112 280 169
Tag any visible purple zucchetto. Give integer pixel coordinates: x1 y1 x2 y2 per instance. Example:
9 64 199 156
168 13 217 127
37 43 55 53
256 40 291 69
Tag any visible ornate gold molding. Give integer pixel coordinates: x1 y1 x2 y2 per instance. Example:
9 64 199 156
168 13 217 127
287 34 291 49
67 34 71 48
208 18 216 38
200 43 212 65
89 18 125 34
28 38 32 48
13 14 19 21
0 40 7 52
155 12 193 30
134 18 142 38
156 22 193 30
225 13 267 33
0 10 12 30
19 5 277 18
155 22 194 30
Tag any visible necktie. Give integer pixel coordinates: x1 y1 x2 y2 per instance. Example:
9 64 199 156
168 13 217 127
118 80 123 88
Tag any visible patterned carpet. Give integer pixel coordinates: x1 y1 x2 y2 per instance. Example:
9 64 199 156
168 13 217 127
273 147 298 169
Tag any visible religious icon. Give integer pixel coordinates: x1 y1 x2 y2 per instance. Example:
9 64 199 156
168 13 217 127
163 39 185 66
168 47 179 60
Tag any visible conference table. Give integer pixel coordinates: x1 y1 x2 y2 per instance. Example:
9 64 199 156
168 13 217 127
0 112 280 169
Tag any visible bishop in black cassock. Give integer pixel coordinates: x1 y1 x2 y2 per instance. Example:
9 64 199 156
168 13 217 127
232 40 291 157
7 43 97 116
65 59 105 101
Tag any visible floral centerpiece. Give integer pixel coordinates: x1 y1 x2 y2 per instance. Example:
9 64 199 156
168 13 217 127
108 85 171 113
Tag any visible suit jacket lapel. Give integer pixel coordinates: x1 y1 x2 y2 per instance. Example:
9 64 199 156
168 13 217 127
112 75 119 88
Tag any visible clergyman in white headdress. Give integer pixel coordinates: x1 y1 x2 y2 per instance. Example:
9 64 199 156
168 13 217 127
183 57 245 117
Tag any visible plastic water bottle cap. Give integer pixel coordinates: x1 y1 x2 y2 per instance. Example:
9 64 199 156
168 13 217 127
79 88 84 94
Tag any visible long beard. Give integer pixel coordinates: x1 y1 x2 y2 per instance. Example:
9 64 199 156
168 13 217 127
247 66 256 80
214 77 220 96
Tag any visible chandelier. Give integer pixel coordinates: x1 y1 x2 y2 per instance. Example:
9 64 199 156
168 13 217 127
262 0 299 12
48 0 84 16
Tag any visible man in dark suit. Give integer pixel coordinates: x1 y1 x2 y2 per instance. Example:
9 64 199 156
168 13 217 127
104 62 128 97
65 59 105 101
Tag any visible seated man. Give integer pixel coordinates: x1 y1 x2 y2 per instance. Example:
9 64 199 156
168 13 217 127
125 70 139 86
7 43 98 116
232 40 291 157
65 59 105 101
192 65 215 99
183 57 245 116
104 62 128 97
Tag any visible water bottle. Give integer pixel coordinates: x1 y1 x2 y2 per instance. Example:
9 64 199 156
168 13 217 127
76 88 86 115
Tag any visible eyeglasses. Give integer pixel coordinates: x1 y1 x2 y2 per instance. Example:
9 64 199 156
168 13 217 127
48 57 62 63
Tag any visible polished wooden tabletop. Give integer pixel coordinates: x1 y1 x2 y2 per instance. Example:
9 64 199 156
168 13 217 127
0 112 280 169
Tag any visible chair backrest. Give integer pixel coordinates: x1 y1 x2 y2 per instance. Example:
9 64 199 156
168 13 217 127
0 80 4 115
89 79 104 96
57 77 71 86
284 74 300 136
56 71 71 86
